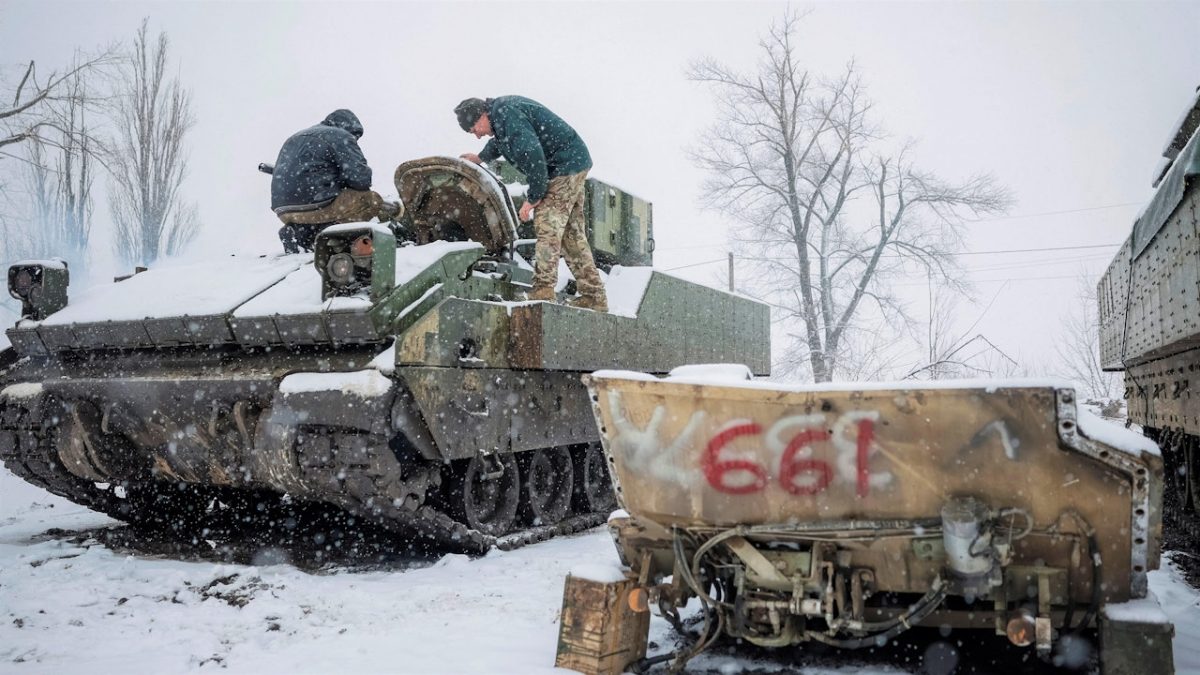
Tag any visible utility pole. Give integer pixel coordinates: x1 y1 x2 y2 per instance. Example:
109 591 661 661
728 252 735 292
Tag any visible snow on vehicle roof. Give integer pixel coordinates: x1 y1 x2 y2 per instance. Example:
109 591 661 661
607 266 653 318
1160 87 1200 157
233 241 482 318
1077 408 1161 457
40 254 309 325
368 340 396 375
320 222 394 238
394 240 483 286
10 258 67 270
232 261 322 317
486 265 717 319
611 265 762 314
496 254 749 319
668 363 753 381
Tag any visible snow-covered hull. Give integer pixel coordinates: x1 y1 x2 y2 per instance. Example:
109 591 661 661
0 157 771 552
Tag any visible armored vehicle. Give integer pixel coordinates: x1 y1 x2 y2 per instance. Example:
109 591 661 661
0 157 770 552
1098 86 1200 539
570 370 1171 673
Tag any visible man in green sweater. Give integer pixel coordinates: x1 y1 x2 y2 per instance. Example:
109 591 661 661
455 96 608 312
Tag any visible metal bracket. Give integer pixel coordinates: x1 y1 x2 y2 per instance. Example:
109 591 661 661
1055 388 1151 597
725 535 792 589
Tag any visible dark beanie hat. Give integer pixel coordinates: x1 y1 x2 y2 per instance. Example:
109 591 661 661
454 98 488 131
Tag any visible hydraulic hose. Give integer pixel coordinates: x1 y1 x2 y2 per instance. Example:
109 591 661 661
809 578 948 649
629 652 675 673
669 532 724 673
1054 510 1101 633
1071 532 1103 632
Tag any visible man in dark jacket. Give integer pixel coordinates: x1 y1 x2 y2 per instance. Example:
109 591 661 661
271 109 400 253
455 96 607 311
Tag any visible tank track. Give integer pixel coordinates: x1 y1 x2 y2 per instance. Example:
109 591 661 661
1156 428 1200 551
0 400 127 520
323 464 606 554
1 396 605 555
307 438 606 553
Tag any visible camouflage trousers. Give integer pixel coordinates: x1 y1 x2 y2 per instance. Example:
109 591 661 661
276 189 400 253
532 171 606 300
276 189 395 226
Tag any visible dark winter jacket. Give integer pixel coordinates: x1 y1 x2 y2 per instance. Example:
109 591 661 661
271 109 373 212
477 96 591 203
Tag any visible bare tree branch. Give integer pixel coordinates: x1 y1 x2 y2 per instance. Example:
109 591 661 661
1 49 118 144
107 18 198 266
689 11 1012 381
1 51 113 275
1054 273 1122 403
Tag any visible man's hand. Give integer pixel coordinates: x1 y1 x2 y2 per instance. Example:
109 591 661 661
519 200 538 223
460 153 482 165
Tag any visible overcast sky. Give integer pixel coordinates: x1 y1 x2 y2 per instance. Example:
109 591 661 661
2 0 1198 376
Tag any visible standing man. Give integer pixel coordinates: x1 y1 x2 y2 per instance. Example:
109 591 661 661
271 109 401 253
455 96 608 311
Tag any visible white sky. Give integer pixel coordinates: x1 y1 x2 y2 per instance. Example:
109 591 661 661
2 0 1198 376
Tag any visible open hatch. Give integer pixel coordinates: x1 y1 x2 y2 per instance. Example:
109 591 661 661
394 157 519 255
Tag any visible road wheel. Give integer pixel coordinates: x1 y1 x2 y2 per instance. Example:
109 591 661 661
457 454 519 536
572 442 617 515
521 447 574 526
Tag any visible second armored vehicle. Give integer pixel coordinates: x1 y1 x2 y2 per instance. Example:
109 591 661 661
571 369 1171 673
1098 87 1200 542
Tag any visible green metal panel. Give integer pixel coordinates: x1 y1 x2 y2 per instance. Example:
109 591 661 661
395 367 597 459
623 196 653 266
367 247 484 334
393 270 770 375
585 179 621 261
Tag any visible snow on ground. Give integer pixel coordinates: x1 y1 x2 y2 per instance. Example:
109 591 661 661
1150 558 1200 673
1 470 603 674
0 470 894 675
3 461 1199 674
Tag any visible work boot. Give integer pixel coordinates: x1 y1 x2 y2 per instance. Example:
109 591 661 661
526 286 556 302
567 293 608 313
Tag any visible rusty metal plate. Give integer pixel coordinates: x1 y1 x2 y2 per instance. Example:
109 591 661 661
585 374 1162 601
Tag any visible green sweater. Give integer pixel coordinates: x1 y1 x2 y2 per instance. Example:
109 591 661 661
478 96 592 203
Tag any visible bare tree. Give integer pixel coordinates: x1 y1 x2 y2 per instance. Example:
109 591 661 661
107 19 198 266
690 11 1012 382
1 52 113 278
13 73 98 275
0 51 115 154
1056 274 1121 404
